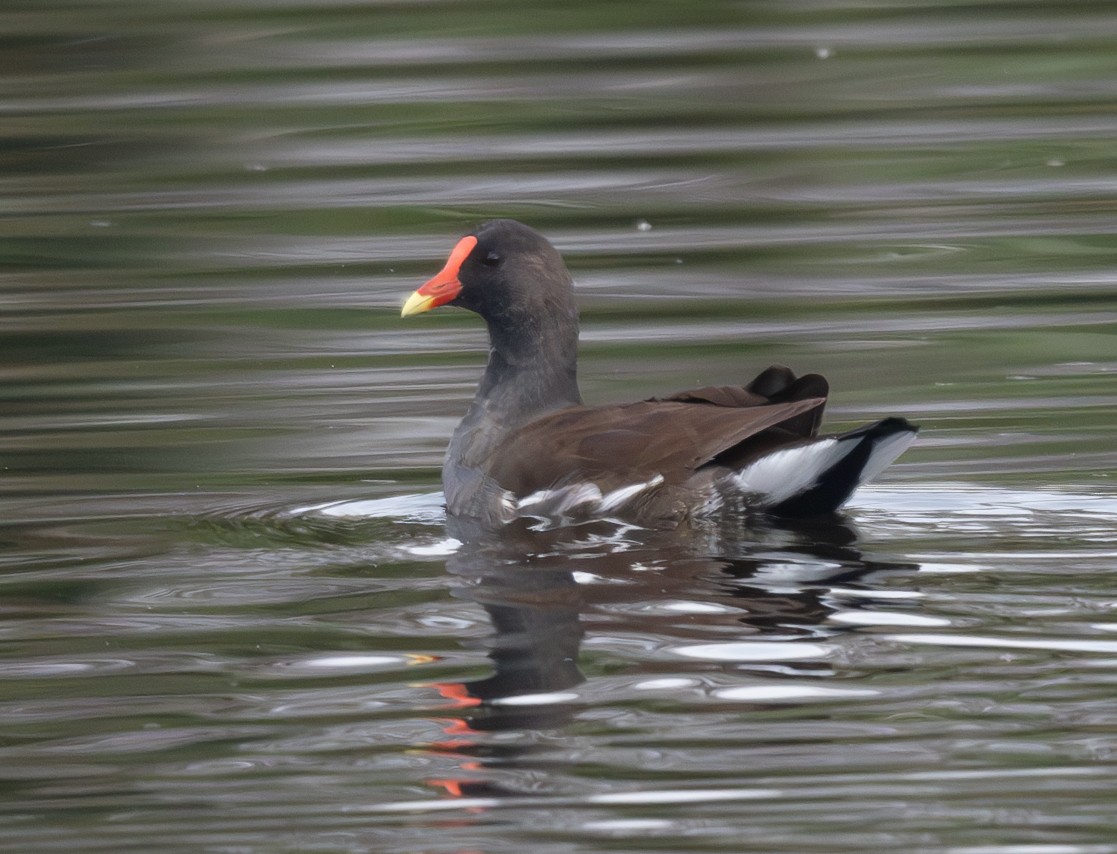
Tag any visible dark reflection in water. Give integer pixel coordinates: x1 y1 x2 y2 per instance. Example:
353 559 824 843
434 514 917 744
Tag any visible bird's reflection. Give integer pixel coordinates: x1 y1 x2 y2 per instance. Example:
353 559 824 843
442 531 585 731
427 513 917 746
420 513 922 802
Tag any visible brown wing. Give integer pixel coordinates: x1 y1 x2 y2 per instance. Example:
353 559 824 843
486 366 828 498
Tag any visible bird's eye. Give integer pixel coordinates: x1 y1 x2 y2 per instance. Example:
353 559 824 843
481 251 501 267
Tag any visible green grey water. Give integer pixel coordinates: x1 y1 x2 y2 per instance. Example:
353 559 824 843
3 2 1117 852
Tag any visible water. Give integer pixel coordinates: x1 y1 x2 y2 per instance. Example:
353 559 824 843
3 1 1117 851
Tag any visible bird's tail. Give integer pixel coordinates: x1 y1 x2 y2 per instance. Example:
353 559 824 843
730 417 919 517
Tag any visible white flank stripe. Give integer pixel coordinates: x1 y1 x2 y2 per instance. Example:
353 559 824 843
518 475 666 519
599 474 664 512
517 482 602 515
732 438 852 503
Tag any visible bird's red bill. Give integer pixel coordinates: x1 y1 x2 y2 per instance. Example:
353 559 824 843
401 234 478 317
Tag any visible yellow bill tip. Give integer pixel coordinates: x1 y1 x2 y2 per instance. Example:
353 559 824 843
401 290 436 318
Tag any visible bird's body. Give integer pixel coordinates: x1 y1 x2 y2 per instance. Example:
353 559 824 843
402 219 917 528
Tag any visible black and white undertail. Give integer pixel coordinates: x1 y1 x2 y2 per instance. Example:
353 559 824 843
728 418 918 517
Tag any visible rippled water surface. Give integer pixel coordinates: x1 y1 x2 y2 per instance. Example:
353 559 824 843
4 2 1117 852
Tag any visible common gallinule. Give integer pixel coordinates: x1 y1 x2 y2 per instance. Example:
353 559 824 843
402 219 917 527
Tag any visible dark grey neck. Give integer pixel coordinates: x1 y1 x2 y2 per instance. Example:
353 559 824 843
474 309 583 425
449 308 580 465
